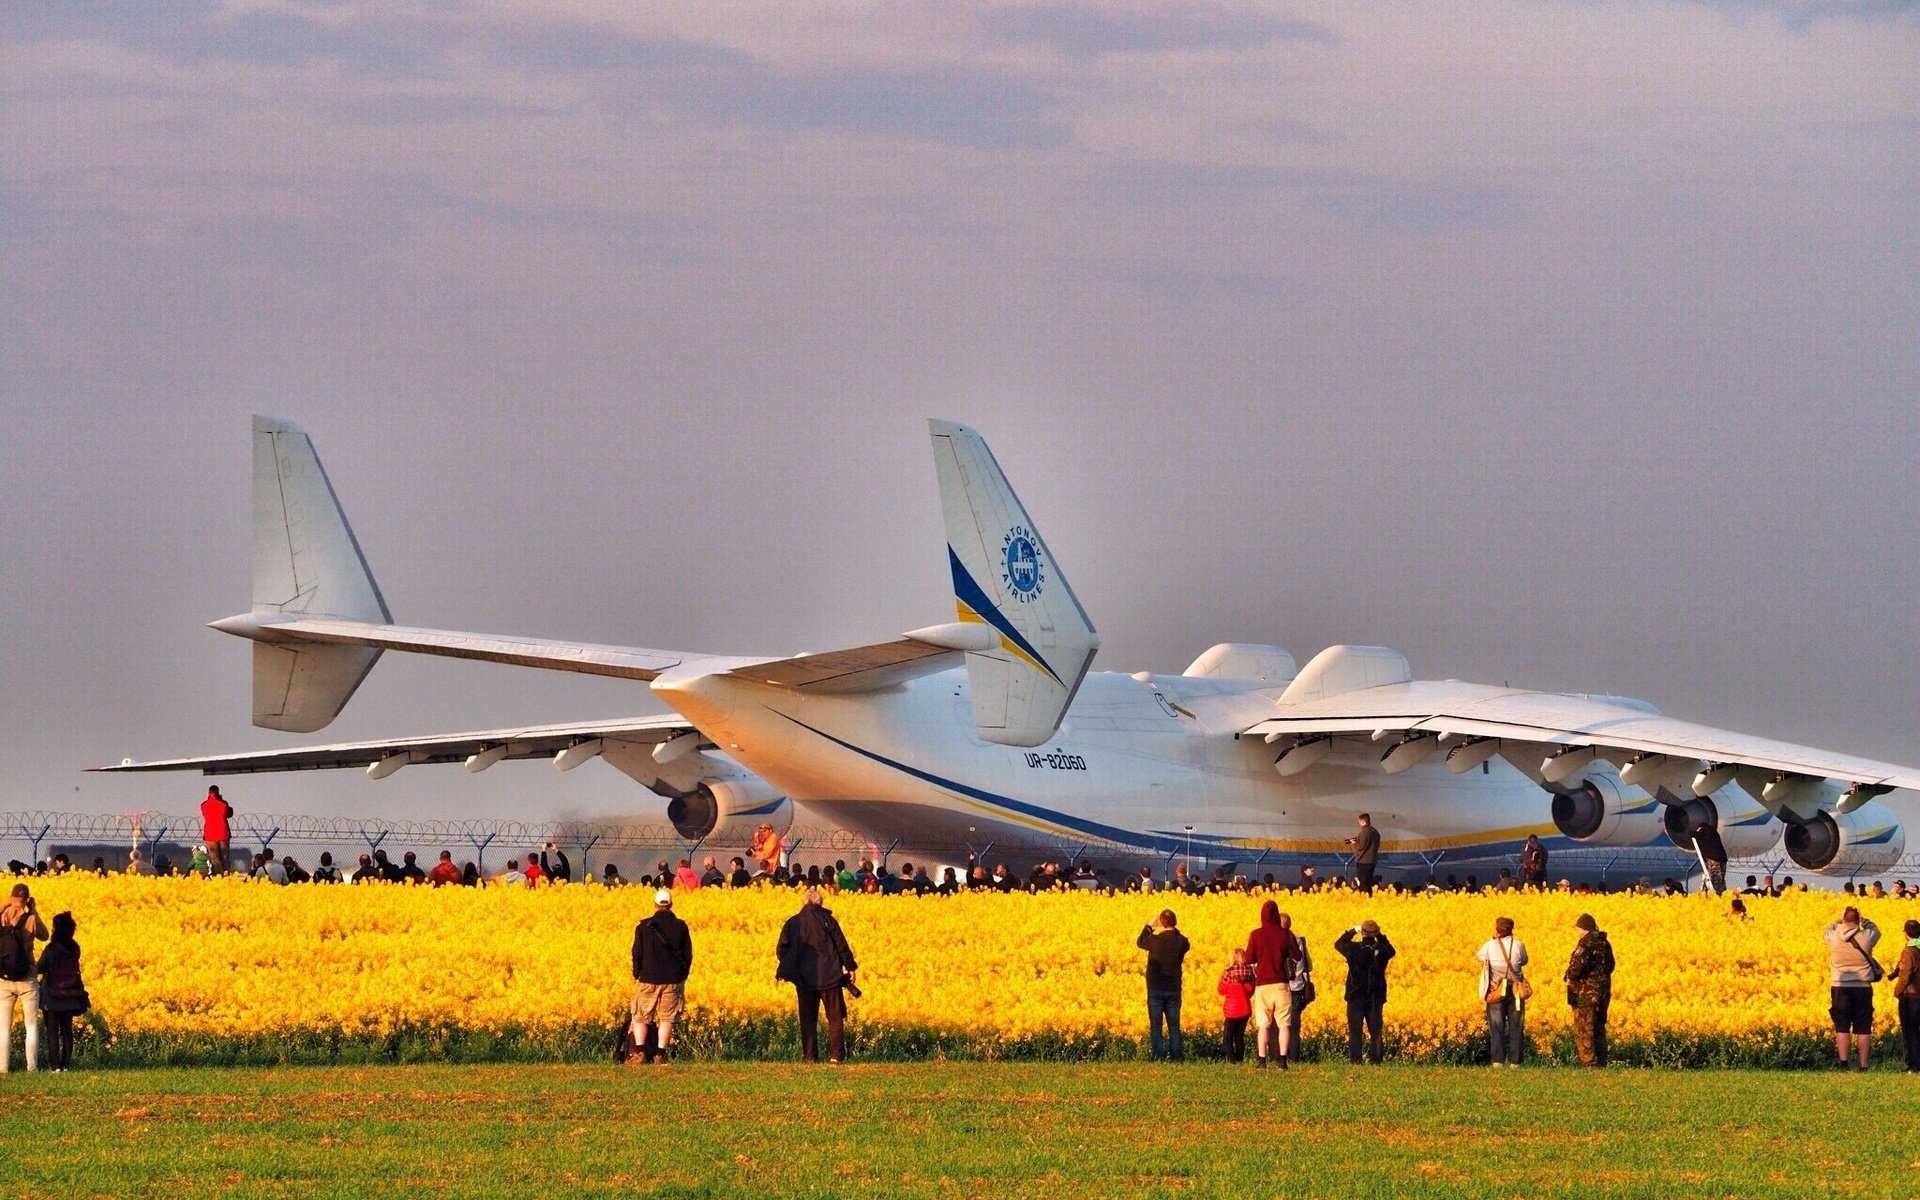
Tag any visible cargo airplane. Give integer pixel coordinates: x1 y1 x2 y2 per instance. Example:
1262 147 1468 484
100 417 1914 877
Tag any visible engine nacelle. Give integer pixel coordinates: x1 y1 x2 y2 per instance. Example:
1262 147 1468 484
1549 768 1665 846
1662 792 1782 861
1783 800 1906 875
666 777 793 842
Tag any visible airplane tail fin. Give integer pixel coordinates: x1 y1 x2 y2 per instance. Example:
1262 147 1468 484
244 415 392 732
929 419 1098 747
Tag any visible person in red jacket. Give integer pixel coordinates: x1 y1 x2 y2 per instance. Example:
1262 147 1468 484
426 850 463 887
1245 899 1302 1069
199 786 233 876
1218 948 1256 1063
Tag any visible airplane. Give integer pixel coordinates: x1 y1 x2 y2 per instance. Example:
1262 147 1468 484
99 416 1914 879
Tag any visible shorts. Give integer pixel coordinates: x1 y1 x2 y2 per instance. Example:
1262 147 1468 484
1251 982 1294 1030
1830 986 1873 1035
632 981 685 1023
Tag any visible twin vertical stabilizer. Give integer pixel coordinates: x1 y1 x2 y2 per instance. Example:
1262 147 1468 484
929 420 1099 747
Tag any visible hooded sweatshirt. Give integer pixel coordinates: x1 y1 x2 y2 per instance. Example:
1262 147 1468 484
1244 900 1301 986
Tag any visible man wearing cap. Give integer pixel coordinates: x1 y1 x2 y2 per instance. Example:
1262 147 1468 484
776 888 859 1063
1563 913 1615 1067
630 888 694 1064
1334 919 1396 1064
1 882 50 1072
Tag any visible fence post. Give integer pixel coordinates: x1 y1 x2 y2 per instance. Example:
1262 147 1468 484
465 830 496 875
571 832 602 880
18 820 51 866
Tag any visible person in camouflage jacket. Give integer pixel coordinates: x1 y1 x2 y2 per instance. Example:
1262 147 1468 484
1563 913 1615 1067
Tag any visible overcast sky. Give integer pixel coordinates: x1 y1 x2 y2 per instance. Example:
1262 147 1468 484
3 1 1916 836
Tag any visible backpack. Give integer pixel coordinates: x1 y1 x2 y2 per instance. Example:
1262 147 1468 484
0 916 30 982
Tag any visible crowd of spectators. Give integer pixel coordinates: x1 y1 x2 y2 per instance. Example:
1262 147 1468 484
11 844 1920 904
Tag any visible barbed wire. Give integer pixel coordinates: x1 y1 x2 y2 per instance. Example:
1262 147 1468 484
6 809 1913 880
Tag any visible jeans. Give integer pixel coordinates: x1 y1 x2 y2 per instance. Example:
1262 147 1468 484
0 980 38 1072
1486 998 1524 1065
47 1011 75 1070
1347 999 1384 1063
1146 988 1183 1061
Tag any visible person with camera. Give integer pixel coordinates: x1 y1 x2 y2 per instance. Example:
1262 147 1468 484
1475 916 1530 1067
1824 905 1882 1070
1334 920 1396 1064
1343 813 1381 893
776 888 859 1063
0 883 50 1072
1136 909 1191 1061
200 784 234 876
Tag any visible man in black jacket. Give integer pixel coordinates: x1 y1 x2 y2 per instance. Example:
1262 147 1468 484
776 889 859 1063
630 889 694 1064
1136 909 1192 1061
1345 813 1382 893
1334 920 1396 1064
1689 818 1728 895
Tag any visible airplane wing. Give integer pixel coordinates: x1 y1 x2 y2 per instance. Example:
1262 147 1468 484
90 714 699 776
1245 679 1920 799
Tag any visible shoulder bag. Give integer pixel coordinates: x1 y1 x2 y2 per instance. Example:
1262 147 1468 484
1846 930 1885 984
1488 936 1532 1003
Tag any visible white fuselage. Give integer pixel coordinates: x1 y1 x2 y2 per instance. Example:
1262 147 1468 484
655 664 1602 869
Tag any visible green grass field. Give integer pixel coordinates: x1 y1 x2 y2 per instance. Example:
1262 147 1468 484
2 1063 1914 1198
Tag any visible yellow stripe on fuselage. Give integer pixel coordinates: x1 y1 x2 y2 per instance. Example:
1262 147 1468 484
1212 821 1563 856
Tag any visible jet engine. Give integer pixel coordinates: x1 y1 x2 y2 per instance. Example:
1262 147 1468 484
666 777 793 842
1549 767 1664 846
1783 800 1906 874
1662 793 1782 861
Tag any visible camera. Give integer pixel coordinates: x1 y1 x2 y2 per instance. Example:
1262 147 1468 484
844 976 863 1000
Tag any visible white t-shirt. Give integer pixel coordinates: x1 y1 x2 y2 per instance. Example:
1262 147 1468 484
1475 935 1528 1002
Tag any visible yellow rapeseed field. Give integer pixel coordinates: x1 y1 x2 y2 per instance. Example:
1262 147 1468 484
13 875 1913 1062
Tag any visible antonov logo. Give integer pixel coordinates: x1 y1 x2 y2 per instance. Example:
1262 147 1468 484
1002 526 1043 601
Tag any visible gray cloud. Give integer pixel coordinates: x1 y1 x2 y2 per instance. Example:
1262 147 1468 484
1097 160 1523 235
1306 180 1522 235
3 2 1916 848
701 64 1064 148
985 2 1337 55
13 1 451 78
1684 0 1919 26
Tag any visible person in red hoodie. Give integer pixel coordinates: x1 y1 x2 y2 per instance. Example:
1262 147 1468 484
199 786 233 876
1245 899 1302 1069
1218 948 1256 1063
426 850 463 887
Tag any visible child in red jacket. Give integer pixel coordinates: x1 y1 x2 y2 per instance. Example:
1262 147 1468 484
1219 948 1256 1063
